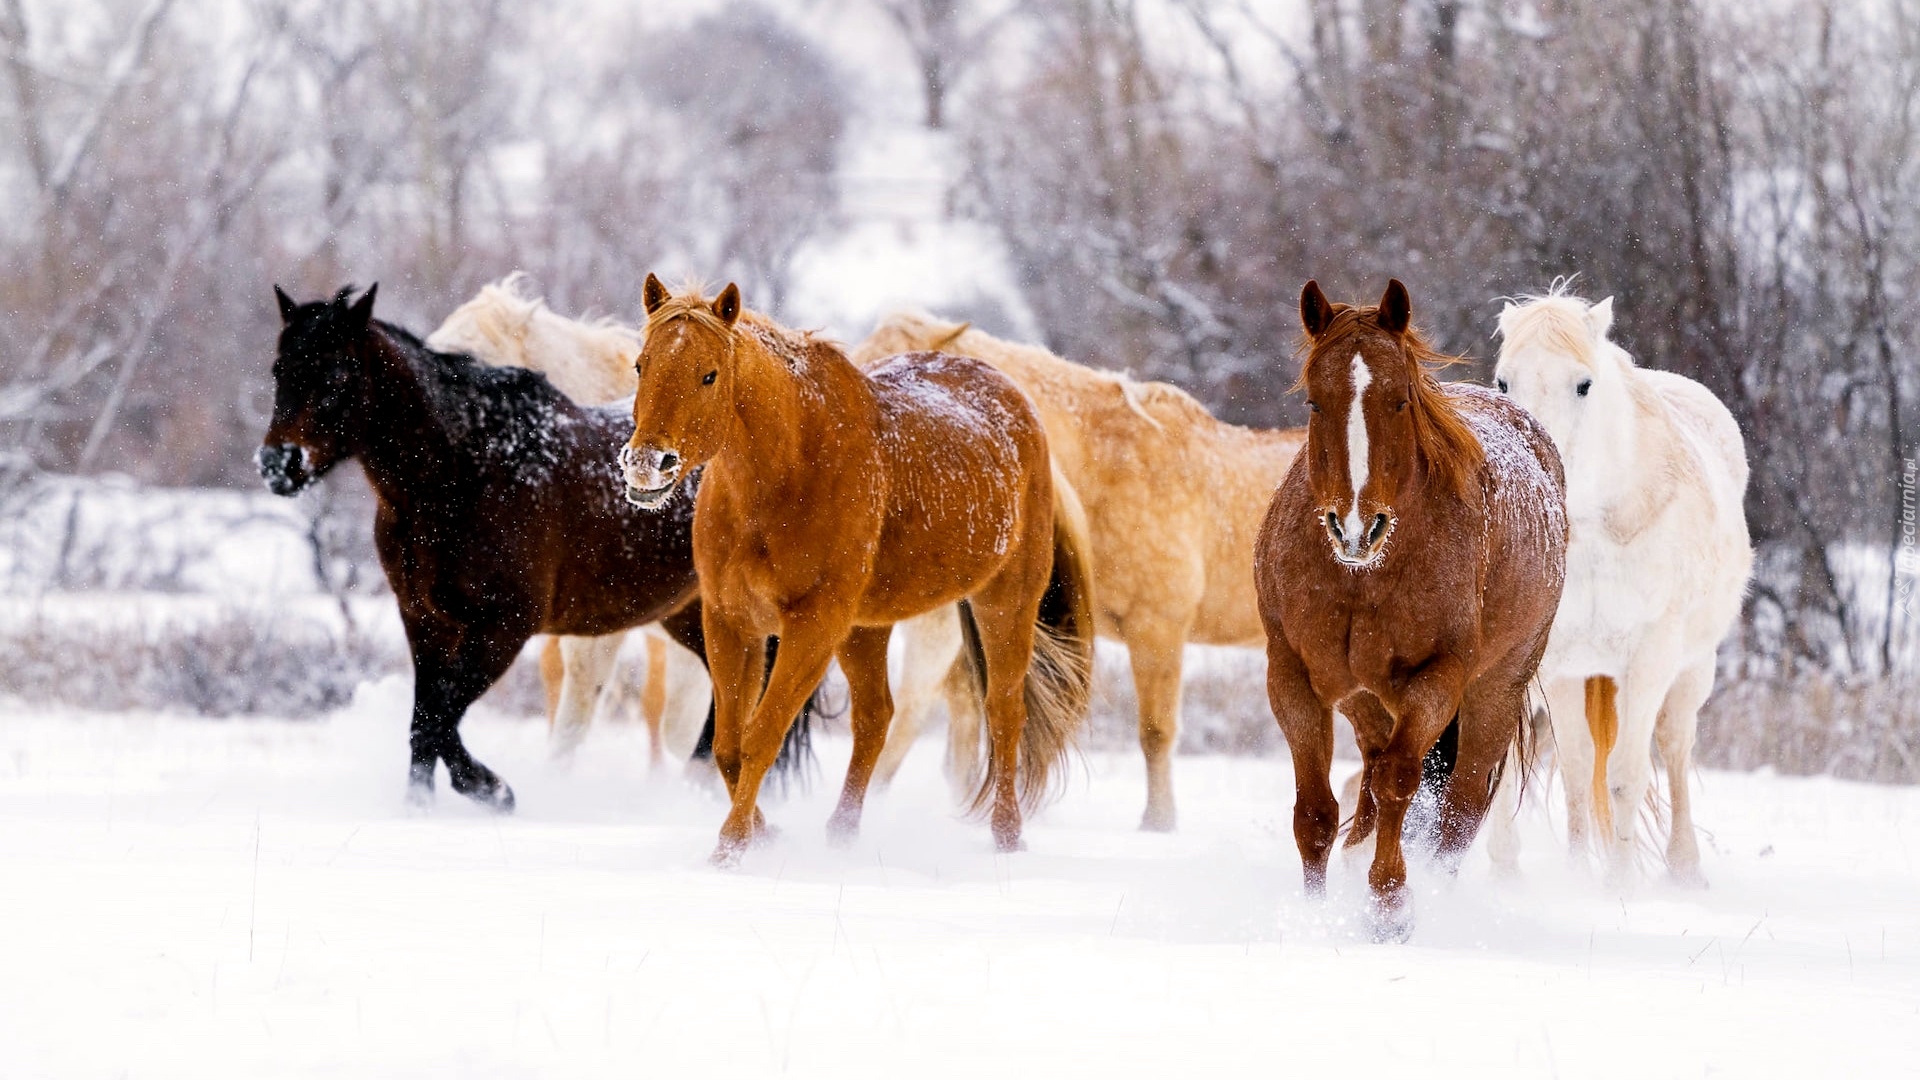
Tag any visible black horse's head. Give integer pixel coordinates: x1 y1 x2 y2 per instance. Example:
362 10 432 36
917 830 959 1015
257 283 378 495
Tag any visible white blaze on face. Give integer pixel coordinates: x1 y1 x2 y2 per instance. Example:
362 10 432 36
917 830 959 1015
1344 352 1372 540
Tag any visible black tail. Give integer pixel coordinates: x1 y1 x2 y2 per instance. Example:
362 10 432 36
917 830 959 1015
1419 716 1460 796
660 602 820 786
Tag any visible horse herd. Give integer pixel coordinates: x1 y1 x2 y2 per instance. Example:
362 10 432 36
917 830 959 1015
258 272 1751 940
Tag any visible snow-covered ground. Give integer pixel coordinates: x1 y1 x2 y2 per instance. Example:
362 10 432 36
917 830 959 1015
0 680 1914 1077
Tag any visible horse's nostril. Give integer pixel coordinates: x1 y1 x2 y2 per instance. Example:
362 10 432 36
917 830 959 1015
1325 511 1343 539
659 451 680 473
1368 514 1389 545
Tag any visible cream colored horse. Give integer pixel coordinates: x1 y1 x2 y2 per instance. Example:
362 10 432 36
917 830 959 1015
430 276 686 760
851 314 1306 831
1486 287 1752 885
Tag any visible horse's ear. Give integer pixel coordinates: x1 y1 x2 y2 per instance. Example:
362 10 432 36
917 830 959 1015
712 283 741 328
1586 296 1615 341
929 321 971 352
1300 280 1335 339
643 273 668 315
347 283 378 329
1378 279 1411 335
274 285 297 324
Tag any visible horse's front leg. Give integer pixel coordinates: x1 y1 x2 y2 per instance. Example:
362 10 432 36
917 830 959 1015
1265 641 1338 897
1366 660 1467 941
697 609 763 800
407 619 527 812
827 624 895 843
1341 693 1395 860
712 616 836 867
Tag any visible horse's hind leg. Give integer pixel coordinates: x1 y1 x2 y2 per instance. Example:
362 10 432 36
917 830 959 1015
1438 675 1530 872
967 563 1052 852
407 622 527 812
1656 658 1714 887
639 631 671 768
549 633 626 762
828 625 895 844
872 606 961 789
1126 619 1191 833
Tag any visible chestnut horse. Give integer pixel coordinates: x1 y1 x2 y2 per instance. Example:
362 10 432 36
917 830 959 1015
257 285 811 809
850 313 1306 830
621 277 1094 863
1254 280 1567 938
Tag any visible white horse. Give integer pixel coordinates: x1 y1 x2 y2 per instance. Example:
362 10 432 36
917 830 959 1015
431 275 965 765
1486 286 1752 886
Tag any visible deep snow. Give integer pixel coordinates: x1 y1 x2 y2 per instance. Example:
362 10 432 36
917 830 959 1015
0 678 1914 1077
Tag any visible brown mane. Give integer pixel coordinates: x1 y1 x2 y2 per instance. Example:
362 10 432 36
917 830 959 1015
1302 303 1484 500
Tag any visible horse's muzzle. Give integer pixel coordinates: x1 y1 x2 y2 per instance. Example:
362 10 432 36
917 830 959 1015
618 443 682 510
1325 509 1393 568
256 443 310 497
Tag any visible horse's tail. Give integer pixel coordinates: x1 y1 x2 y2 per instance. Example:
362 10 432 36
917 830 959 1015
1585 674 1620 838
961 464 1097 816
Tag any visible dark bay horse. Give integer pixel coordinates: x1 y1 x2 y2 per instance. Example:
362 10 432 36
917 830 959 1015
257 284 811 810
620 277 1094 864
1254 279 1567 939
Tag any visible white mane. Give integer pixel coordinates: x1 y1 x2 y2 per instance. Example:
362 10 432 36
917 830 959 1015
428 273 641 405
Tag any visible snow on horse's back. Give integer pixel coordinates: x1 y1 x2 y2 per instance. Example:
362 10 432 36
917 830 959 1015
1489 281 1753 887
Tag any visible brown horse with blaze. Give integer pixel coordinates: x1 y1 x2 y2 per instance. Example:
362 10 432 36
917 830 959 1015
1254 279 1567 939
621 276 1093 864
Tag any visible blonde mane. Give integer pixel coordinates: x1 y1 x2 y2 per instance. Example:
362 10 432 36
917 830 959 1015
430 273 642 404
1497 281 1628 374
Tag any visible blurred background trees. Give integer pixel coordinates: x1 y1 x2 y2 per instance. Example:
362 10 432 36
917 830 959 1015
0 0 1915 684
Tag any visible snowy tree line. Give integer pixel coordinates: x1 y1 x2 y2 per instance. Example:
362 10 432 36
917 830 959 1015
0 0 1915 685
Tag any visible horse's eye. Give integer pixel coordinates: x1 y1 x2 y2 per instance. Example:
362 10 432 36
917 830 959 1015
1496 378 1508 393
1576 379 1592 398
1308 400 1320 413
1396 399 1408 412
701 370 717 386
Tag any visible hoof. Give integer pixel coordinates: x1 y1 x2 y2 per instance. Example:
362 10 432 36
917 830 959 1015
709 840 745 869
1367 891 1414 943
1138 807 1177 833
1667 863 1709 890
825 810 860 848
1302 862 1331 901
460 779 516 814
992 827 1027 853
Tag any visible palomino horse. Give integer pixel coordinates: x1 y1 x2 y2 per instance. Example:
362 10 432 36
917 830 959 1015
850 314 1306 830
434 274 937 770
621 277 1094 863
257 285 812 808
1487 286 1751 885
1254 280 1567 938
